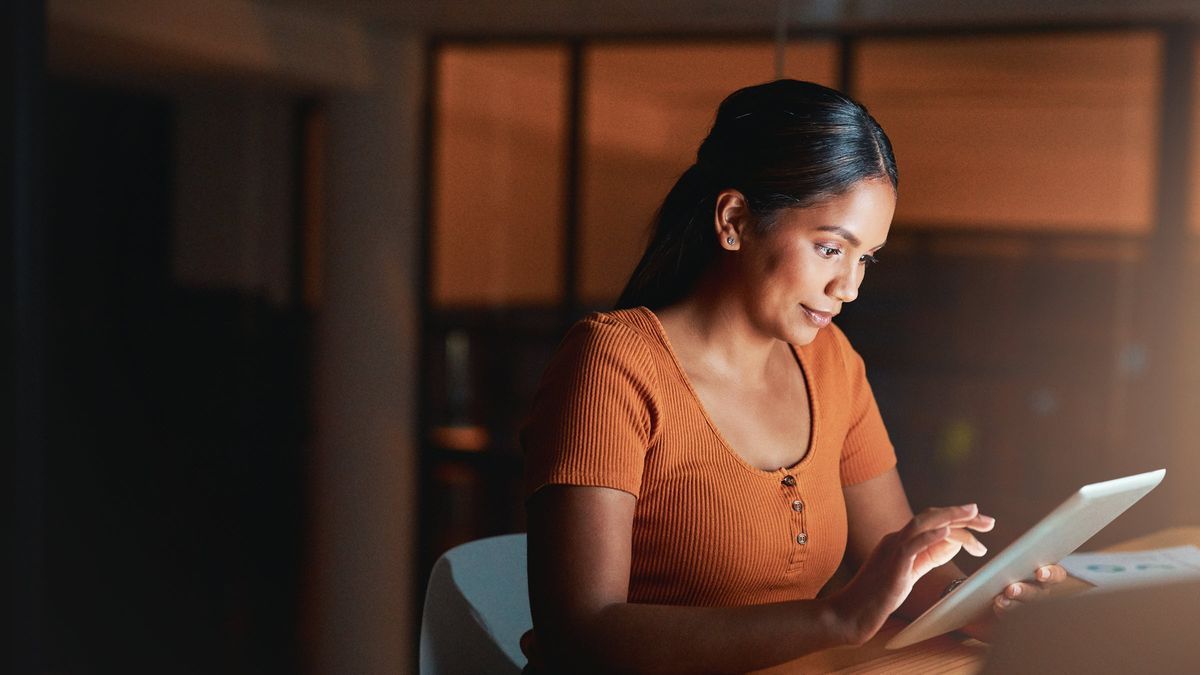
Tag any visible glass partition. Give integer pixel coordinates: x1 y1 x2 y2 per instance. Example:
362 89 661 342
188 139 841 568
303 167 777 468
856 31 1162 233
1192 40 1200 235
578 41 839 306
432 45 568 307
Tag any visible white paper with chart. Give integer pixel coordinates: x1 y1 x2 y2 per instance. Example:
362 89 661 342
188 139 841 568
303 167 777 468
1061 545 1200 590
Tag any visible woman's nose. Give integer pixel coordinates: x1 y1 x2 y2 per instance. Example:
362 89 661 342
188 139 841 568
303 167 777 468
829 266 860 303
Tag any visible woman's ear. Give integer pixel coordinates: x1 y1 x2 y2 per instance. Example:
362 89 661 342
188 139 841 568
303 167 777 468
714 189 749 251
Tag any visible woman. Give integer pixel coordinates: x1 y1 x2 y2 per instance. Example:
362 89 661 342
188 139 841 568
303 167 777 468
520 79 1065 674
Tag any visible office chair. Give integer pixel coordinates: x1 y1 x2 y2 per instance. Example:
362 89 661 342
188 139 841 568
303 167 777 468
419 533 531 675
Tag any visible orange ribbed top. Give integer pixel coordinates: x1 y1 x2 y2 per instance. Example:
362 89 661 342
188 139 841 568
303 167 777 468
521 306 896 606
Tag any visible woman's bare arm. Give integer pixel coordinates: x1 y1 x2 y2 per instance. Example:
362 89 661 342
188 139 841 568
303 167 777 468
527 483 980 674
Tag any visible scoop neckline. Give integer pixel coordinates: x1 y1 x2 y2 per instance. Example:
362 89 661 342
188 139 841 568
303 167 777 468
635 306 819 479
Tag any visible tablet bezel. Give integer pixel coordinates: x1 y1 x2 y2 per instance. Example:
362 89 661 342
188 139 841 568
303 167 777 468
885 468 1166 650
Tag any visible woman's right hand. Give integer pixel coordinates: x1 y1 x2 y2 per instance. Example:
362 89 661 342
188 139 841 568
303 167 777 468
829 504 994 645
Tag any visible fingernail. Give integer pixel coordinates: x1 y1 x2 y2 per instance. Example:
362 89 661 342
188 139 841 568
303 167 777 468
1009 584 1021 597
997 597 1011 607
1038 567 1050 580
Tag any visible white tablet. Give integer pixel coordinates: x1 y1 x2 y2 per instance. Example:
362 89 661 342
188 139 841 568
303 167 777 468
885 468 1166 650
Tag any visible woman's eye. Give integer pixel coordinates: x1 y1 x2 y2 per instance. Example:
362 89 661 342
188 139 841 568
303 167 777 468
816 245 841 258
860 254 880 266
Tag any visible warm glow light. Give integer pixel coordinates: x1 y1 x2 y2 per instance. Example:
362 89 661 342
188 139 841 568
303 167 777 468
433 45 568 307
857 32 1162 233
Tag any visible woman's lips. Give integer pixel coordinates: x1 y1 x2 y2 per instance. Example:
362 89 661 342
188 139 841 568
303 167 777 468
801 305 835 327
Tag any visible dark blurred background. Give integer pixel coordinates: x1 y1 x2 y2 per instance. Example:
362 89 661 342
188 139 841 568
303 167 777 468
7 1 1200 674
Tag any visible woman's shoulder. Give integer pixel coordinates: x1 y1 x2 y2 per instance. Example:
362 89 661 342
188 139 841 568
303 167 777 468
538 307 668 385
574 306 661 339
559 307 664 358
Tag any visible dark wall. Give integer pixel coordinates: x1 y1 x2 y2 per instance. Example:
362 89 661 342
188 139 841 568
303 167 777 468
45 78 310 675
7 2 47 673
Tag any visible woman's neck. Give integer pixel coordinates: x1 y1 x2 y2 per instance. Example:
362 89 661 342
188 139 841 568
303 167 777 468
655 281 782 384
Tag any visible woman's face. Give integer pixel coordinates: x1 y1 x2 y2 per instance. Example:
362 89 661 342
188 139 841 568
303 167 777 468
738 179 895 346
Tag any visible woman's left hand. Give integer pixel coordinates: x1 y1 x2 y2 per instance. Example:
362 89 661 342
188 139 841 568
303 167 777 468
958 564 1069 643
991 564 1069 616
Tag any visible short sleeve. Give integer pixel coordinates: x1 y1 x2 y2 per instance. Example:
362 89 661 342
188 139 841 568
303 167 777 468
831 327 897 486
520 315 660 500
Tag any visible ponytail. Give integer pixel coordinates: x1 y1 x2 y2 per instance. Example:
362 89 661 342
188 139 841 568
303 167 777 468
611 79 897 312
615 164 717 310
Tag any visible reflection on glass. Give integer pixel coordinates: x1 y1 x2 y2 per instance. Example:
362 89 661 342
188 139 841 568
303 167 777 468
444 329 471 422
431 329 490 452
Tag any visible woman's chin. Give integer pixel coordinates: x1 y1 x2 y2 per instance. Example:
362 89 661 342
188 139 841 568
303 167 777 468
785 323 821 346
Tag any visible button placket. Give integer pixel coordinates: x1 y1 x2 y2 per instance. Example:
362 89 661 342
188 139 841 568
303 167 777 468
780 474 808 571
795 501 809 547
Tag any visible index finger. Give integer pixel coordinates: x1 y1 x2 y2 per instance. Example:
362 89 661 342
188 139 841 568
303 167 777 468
966 514 996 533
907 504 980 535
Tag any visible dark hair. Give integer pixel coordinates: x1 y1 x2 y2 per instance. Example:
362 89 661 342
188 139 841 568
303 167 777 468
615 79 897 310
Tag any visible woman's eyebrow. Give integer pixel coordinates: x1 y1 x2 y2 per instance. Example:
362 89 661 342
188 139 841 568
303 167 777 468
815 225 861 247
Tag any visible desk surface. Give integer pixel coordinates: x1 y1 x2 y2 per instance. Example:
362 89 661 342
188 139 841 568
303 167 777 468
748 526 1200 675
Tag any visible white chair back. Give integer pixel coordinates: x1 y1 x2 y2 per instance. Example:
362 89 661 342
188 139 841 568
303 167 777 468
419 533 531 675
